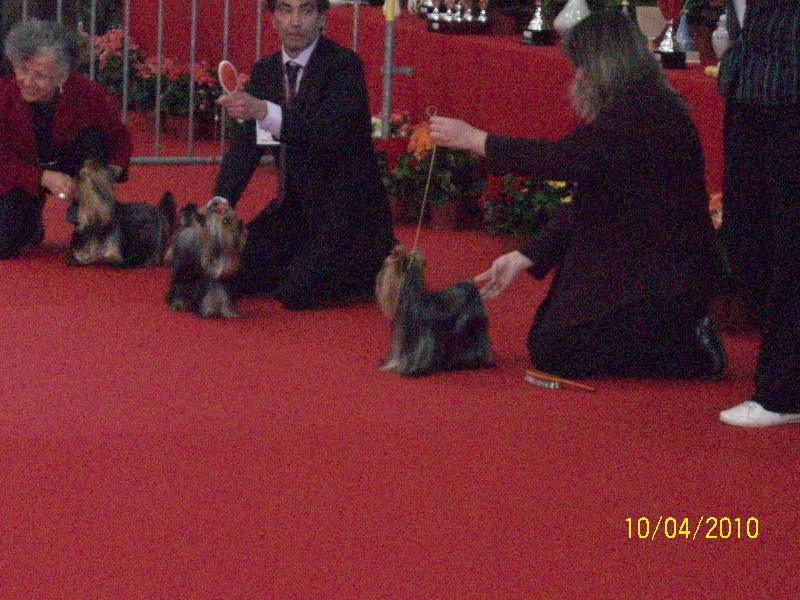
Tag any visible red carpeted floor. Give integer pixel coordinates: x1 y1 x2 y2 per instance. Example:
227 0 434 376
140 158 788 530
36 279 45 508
1 137 798 598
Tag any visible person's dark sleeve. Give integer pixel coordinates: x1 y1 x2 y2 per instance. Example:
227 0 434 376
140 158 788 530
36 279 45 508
519 200 575 279
212 59 272 206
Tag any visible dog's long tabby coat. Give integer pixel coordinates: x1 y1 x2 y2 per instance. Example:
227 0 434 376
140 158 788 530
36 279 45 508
165 198 247 318
67 160 175 267
376 246 494 377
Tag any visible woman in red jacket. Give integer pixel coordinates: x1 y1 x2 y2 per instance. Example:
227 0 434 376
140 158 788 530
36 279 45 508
0 18 132 259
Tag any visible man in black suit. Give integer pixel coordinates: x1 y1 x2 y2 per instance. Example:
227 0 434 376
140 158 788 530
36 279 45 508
214 0 394 310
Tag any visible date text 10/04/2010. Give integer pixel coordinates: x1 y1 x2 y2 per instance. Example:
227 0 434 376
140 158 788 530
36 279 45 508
626 517 759 540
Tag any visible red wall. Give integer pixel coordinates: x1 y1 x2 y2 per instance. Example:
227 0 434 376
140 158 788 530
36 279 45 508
129 0 280 72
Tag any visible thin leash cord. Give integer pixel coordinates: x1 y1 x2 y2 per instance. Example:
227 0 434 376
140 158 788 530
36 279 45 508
411 106 439 251
411 143 436 251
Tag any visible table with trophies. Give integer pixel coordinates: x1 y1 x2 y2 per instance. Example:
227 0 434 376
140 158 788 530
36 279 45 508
265 3 727 193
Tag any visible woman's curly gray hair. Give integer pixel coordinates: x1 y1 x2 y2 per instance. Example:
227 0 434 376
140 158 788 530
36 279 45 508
4 18 79 75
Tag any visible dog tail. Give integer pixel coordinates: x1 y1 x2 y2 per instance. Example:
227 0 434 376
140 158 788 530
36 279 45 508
159 192 179 264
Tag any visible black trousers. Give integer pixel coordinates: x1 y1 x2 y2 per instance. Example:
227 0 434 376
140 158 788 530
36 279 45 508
234 202 382 310
0 189 46 259
528 296 709 379
720 103 800 413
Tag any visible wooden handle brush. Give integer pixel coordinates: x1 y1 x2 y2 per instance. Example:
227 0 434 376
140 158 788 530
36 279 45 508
524 369 597 392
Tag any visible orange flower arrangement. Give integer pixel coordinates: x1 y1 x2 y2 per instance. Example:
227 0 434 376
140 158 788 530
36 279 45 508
381 119 485 208
407 121 434 160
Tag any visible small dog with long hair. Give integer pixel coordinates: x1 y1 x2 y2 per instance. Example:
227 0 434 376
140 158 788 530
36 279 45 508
376 245 494 376
67 159 176 267
165 198 247 318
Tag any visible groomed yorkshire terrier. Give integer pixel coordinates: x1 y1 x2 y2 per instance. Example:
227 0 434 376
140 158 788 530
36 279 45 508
165 198 247 318
375 245 494 377
67 159 176 267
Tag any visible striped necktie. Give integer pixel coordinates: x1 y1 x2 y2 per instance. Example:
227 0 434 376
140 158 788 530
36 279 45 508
285 61 301 104
275 62 301 210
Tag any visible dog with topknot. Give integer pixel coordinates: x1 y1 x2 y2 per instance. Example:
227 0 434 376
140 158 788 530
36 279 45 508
67 159 176 267
165 198 247 318
375 244 494 376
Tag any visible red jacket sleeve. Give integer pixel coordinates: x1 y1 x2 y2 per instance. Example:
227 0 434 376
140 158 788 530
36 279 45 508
0 73 133 198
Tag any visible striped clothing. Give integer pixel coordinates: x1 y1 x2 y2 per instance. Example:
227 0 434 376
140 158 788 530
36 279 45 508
718 0 800 105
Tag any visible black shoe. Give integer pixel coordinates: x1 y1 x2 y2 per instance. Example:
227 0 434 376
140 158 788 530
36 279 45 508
696 315 727 381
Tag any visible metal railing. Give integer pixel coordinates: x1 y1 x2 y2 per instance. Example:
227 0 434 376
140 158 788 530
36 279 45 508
8 0 399 165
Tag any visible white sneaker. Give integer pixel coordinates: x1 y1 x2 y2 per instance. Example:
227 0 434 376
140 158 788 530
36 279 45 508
719 400 800 427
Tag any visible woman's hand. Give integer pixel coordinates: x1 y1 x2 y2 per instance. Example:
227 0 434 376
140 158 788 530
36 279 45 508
217 91 268 121
474 251 534 300
40 170 76 201
429 116 488 156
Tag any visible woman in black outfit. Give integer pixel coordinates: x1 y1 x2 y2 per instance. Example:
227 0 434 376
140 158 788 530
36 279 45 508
430 10 726 381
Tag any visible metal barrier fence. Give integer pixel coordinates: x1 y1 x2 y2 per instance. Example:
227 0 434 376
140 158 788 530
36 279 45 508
7 0 398 166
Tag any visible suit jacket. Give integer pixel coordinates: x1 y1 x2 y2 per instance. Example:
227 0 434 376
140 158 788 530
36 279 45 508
718 0 800 105
214 36 394 292
0 73 133 198
486 77 723 331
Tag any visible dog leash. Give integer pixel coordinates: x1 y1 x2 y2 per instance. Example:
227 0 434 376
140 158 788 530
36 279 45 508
411 106 439 251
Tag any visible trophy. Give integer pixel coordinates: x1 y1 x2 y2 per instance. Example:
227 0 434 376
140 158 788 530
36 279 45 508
656 0 686 68
419 0 437 18
521 1 555 46
427 0 488 32
453 0 463 22
464 2 474 22
443 0 455 21
477 0 488 23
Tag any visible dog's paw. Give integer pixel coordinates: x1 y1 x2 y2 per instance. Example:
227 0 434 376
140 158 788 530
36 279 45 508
167 297 191 312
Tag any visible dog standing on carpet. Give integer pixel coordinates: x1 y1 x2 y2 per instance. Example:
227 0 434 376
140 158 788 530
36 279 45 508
165 198 247 318
67 159 176 267
375 245 494 376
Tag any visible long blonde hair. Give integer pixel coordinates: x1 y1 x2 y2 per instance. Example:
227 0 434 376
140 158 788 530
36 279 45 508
563 10 673 121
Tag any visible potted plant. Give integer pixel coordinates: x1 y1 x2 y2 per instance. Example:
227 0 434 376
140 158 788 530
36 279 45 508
383 121 486 230
84 27 146 106
127 57 231 139
373 111 417 223
371 110 412 140
483 176 572 248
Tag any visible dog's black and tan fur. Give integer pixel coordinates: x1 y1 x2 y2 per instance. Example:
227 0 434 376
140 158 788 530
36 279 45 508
165 198 247 318
67 159 176 267
376 245 494 376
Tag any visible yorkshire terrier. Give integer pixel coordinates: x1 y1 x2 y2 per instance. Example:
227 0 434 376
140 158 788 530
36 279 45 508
67 159 176 267
165 198 248 318
375 245 494 377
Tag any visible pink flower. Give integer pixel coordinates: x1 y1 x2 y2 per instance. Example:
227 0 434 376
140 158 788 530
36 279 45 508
94 28 139 55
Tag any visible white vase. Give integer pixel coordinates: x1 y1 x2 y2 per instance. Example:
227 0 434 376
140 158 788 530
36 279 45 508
553 0 590 36
712 13 731 60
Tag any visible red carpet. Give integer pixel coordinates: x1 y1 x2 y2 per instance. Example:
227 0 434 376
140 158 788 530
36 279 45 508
0 155 798 598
